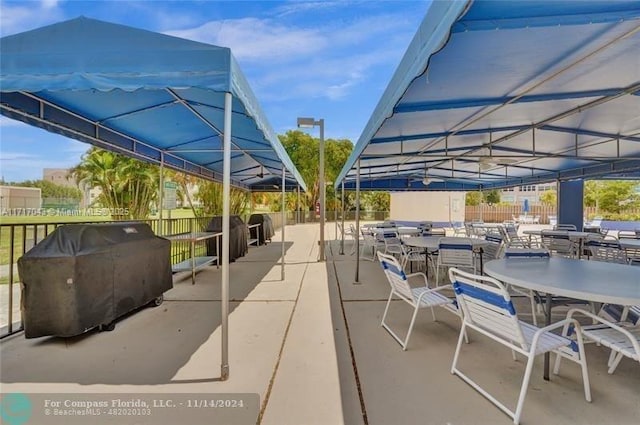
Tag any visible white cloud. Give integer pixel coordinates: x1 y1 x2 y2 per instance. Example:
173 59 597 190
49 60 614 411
0 116 30 129
64 140 90 154
166 18 326 62
272 1 346 17
0 152 38 161
165 11 416 101
0 151 81 182
0 0 64 36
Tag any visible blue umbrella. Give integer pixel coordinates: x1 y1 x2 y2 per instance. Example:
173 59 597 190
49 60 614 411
523 199 530 214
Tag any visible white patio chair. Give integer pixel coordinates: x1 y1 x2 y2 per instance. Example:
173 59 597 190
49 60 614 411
448 268 591 425
401 246 427 273
435 237 476 286
482 234 504 263
383 233 404 259
502 248 551 326
554 223 577 231
541 230 577 258
557 308 640 375
586 240 628 264
347 223 360 255
452 222 467 237
430 227 447 237
377 252 459 350
360 228 382 261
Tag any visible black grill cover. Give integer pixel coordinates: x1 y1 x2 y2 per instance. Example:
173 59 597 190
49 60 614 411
205 215 248 262
17 222 172 338
248 214 275 245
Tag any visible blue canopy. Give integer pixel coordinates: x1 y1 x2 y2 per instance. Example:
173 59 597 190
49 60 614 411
0 17 307 192
335 1 640 191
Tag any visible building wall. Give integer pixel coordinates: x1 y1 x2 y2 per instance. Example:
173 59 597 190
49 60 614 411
43 168 76 188
390 191 465 223
500 182 556 205
0 186 42 209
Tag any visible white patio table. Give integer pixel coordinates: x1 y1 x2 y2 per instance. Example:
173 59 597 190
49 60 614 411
484 257 640 379
370 226 421 236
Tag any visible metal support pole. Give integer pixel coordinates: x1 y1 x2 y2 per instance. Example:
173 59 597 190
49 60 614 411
220 92 232 381
319 119 325 262
296 185 300 224
334 189 338 241
281 166 286 280
340 182 345 255
355 160 361 284
158 152 164 235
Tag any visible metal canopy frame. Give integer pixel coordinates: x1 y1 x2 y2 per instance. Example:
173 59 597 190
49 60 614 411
335 1 640 191
0 17 308 382
0 17 307 193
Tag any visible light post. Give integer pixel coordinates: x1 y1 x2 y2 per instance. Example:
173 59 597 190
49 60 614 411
297 117 325 262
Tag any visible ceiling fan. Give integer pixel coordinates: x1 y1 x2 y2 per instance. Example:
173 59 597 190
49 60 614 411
412 166 443 185
478 156 518 170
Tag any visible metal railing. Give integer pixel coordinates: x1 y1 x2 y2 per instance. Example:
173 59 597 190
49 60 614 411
0 212 295 338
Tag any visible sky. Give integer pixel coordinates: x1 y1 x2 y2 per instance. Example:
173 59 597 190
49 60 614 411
0 0 431 182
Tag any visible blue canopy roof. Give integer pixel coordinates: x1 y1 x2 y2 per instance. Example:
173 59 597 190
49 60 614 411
335 0 640 191
0 17 307 192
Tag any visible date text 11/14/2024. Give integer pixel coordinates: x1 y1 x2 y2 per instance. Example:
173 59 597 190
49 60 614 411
154 399 245 408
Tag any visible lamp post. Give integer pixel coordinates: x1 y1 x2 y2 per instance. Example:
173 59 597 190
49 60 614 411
297 117 325 262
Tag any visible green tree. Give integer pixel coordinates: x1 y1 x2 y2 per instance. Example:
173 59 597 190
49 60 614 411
279 130 353 212
484 190 500 205
362 192 390 219
196 181 250 216
539 189 557 207
584 180 640 213
70 148 158 219
166 170 200 217
465 192 482 206
15 180 82 201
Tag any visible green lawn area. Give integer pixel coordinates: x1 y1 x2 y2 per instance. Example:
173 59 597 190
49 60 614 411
0 210 201 283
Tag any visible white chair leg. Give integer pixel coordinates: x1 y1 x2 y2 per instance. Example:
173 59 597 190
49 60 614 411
380 291 393 327
402 305 421 351
513 353 536 425
451 322 467 374
430 306 437 321
553 352 563 375
607 352 624 374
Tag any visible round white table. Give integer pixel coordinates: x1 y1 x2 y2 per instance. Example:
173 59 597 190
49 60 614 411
484 257 640 306
370 226 421 236
484 257 640 380
403 236 489 251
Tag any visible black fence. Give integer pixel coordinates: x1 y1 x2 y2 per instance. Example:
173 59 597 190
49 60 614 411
0 212 294 338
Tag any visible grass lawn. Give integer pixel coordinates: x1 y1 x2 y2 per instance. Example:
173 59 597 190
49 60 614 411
0 210 201 283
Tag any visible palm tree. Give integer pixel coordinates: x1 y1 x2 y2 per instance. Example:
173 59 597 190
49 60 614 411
71 148 158 220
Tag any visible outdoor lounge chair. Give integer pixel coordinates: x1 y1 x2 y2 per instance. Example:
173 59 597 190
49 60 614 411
449 268 591 425
377 252 458 350
558 307 640 374
435 237 476 285
585 240 628 264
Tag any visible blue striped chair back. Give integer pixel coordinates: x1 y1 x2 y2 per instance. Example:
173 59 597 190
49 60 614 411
377 252 413 302
449 268 528 350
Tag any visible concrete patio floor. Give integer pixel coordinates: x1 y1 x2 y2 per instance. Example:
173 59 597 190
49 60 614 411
1 223 638 424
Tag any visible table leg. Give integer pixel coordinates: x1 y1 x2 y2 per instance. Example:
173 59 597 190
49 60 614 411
543 292 552 380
